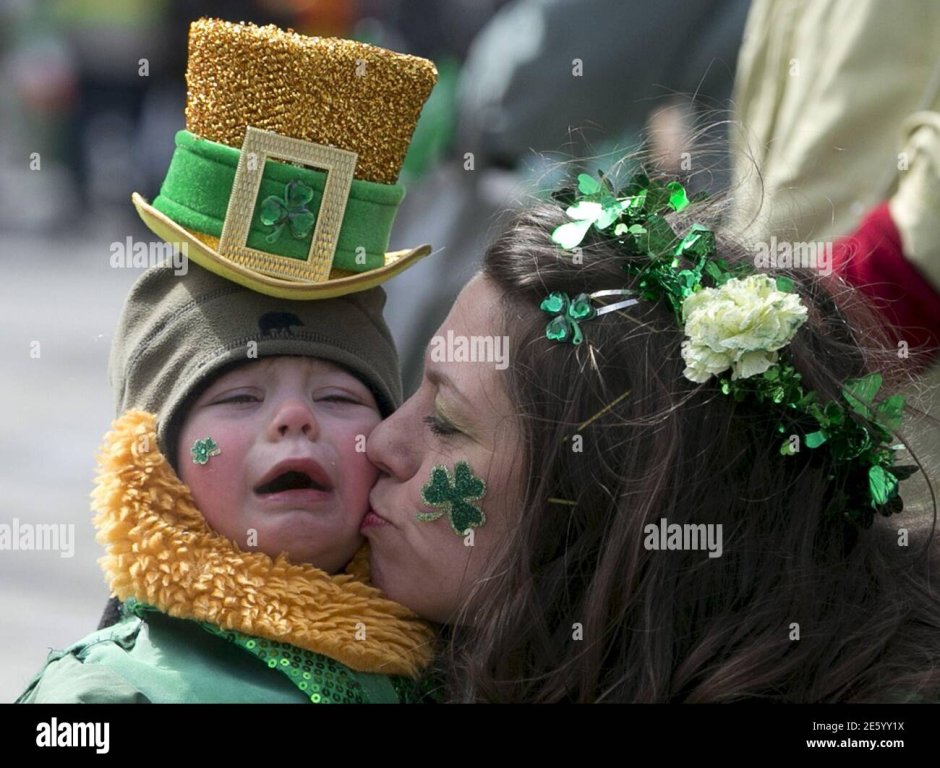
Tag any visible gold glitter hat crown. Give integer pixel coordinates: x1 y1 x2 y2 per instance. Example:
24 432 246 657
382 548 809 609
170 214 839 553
131 17 438 299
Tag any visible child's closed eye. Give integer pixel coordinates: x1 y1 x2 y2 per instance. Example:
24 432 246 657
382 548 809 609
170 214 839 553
215 393 261 405
315 391 372 407
318 394 359 403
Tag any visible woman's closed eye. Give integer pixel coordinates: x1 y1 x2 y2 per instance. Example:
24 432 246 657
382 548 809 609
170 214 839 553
423 414 459 436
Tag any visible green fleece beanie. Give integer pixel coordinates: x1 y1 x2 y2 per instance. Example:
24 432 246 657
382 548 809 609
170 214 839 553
109 261 401 469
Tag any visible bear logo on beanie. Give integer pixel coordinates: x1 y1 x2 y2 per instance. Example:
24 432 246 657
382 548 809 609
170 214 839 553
258 311 304 337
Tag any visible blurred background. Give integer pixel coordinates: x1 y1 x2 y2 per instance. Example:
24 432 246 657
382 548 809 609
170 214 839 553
3 0 938 702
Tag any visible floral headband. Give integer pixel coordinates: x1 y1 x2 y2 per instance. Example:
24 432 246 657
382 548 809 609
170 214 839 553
544 172 916 528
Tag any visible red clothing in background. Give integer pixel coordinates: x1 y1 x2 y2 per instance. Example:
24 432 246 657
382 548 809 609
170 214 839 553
832 203 940 361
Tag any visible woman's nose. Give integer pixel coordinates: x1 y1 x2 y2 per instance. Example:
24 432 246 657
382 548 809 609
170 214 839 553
367 402 419 479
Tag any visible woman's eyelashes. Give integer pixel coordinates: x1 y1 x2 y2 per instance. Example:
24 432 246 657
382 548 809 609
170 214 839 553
423 414 459 436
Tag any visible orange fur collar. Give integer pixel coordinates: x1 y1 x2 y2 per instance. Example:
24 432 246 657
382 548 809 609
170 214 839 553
92 410 434 677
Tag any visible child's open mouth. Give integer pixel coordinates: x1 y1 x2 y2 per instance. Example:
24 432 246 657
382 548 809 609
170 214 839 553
254 459 334 503
256 470 327 494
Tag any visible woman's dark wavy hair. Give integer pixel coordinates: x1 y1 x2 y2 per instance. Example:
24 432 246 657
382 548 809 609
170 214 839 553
437 187 940 703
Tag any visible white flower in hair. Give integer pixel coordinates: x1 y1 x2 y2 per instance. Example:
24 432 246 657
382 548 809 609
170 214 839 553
680 274 808 383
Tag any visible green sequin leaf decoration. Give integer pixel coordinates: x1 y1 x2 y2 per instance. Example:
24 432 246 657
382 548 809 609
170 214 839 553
804 430 827 449
875 394 906 431
868 465 898 507
577 173 601 195
710 350 914 525
566 200 605 221
550 174 629 249
551 218 595 250
675 224 715 260
667 180 690 211
842 373 883 420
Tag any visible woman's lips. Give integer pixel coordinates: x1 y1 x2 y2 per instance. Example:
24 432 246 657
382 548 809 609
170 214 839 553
360 505 391 531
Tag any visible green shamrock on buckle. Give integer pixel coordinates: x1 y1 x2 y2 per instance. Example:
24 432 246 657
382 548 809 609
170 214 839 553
259 179 317 244
418 461 487 535
539 291 596 345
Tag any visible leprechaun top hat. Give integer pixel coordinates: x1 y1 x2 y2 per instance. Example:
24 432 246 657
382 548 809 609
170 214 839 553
132 18 438 299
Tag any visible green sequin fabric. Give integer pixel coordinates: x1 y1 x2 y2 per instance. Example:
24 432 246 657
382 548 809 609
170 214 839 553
200 622 434 703
201 623 370 702
126 600 435 703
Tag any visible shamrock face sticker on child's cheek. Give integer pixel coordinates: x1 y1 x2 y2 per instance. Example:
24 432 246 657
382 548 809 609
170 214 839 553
191 437 221 465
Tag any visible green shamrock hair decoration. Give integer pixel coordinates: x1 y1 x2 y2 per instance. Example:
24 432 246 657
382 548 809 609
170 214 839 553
191 437 221 465
539 289 639 345
418 461 487 535
551 172 754 320
259 178 317 243
539 292 595 344
771 370 916 527
546 171 917 527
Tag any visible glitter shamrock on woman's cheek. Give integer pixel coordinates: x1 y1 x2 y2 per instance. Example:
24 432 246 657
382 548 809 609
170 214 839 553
417 461 487 535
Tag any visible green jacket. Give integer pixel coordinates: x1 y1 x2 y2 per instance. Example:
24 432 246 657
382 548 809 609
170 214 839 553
17 411 436 704
17 602 427 704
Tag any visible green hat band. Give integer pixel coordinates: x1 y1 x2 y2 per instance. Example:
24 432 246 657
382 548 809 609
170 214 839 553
151 130 405 273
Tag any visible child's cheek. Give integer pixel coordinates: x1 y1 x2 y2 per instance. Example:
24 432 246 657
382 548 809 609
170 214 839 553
180 423 247 506
183 438 251 542
344 420 381 496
